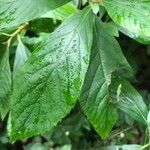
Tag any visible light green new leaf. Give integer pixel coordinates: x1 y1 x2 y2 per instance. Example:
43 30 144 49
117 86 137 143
80 17 131 139
0 45 11 119
0 0 70 30
13 36 31 78
42 3 78 21
110 76 148 125
9 7 94 141
102 0 150 44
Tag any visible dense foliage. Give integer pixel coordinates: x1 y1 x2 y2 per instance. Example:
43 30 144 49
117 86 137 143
0 0 150 149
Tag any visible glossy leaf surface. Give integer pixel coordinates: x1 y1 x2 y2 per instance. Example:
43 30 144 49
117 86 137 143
9 7 93 141
42 3 78 20
102 0 150 44
80 17 131 139
0 0 70 30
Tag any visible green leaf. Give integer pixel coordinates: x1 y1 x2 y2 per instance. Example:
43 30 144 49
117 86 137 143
13 36 31 78
22 33 50 50
0 45 11 119
102 0 150 44
80 17 131 139
0 0 70 30
9 7 94 141
100 145 141 150
147 111 150 132
42 3 78 21
58 145 72 150
110 76 148 125
100 22 119 37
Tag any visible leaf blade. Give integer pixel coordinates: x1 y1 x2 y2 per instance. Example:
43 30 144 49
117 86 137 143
0 45 11 119
80 17 131 139
13 35 31 78
0 0 70 30
9 7 94 141
100 145 141 150
42 3 78 20
110 76 148 125
102 0 150 44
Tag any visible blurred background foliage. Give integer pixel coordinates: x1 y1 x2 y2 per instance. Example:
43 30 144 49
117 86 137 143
0 0 150 149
